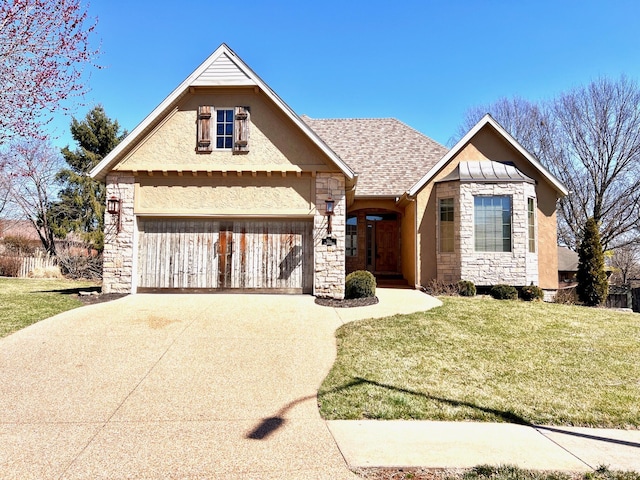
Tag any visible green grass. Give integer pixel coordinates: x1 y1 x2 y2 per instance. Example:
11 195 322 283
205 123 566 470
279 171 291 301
0 278 98 338
319 296 640 428
356 465 640 480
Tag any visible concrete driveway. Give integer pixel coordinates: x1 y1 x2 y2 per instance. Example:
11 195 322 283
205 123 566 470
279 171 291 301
0 290 440 479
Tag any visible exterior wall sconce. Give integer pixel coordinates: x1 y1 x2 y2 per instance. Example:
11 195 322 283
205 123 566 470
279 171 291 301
325 197 335 234
107 196 121 233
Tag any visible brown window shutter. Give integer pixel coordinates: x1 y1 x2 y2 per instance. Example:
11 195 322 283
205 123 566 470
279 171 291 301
233 106 250 153
197 105 212 153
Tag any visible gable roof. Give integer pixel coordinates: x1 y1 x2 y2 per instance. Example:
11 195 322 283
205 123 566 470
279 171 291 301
303 117 447 197
408 114 569 197
90 44 355 182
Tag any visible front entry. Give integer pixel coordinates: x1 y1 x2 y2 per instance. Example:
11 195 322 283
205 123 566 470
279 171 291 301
365 213 399 273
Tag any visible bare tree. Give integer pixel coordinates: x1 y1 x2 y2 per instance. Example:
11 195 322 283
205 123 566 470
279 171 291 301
1 139 63 254
609 243 640 285
0 0 99 143
454 97 547 156
457 77 640 250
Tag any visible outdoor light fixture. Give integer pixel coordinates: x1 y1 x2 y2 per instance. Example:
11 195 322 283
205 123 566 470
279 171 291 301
107 196 121 233
325 197 335 234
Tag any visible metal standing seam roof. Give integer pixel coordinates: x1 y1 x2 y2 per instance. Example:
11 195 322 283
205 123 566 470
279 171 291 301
302 117 448 197
438 161 536 184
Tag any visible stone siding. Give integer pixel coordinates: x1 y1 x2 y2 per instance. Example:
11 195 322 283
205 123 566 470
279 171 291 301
102 173 135 293
459 182 538 286
314 173 346 299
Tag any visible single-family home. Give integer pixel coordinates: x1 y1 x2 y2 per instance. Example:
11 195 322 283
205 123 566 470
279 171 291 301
90 44 568 299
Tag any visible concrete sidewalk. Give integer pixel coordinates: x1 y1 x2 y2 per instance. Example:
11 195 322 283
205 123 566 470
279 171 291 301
328 420 640 472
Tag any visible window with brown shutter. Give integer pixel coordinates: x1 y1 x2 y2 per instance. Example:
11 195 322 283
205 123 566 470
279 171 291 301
233 106 250 153
197 105 212 153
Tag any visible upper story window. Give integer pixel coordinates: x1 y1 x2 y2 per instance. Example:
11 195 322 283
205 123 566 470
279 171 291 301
439 198 454 253
216 109 234 149
197 106 250 153
474 196 511 252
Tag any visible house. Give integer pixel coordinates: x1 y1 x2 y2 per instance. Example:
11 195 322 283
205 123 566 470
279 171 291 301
557 246 579 287
90 44 568 298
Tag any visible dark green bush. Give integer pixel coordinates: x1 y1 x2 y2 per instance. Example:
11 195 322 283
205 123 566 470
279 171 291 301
490 284 518 300
520 284 544 301
457 280 476 297
577 217 609 306
345 270 376 299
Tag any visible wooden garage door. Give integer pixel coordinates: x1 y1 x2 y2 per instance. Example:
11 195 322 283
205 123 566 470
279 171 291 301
137 219 313 293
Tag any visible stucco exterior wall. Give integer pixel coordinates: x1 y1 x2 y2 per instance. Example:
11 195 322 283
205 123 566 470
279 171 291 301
102 173 135 293
134 173 315 216
400 200 417 287
115 89 333 174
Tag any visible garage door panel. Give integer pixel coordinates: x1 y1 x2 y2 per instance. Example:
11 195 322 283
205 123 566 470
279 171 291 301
137 219 311 292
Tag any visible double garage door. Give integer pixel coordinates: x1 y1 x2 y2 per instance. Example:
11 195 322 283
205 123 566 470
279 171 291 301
137 218 313 293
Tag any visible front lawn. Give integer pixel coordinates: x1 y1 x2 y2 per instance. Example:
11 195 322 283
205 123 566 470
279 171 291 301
0 278 98 338
319 296 640 428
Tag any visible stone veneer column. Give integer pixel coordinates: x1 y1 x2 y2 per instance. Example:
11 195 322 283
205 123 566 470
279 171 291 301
314 173 346 299
102 173 135 293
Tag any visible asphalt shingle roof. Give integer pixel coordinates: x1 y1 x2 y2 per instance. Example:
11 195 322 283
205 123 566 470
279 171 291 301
303 117 448 197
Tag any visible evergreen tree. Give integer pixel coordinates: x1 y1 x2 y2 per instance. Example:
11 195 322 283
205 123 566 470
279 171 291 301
50 106 125 251
576 217 609 306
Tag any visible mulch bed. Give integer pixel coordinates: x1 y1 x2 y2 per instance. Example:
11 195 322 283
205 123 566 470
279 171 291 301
314 296 378 308
76 292 128 306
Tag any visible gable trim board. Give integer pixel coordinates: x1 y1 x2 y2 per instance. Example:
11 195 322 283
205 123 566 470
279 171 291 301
94 44 568 297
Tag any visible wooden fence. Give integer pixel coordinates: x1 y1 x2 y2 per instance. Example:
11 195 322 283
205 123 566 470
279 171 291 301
0 253 58 278
605 286 640 312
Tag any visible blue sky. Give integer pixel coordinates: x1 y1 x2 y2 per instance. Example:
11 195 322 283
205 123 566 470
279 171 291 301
48 0 640 150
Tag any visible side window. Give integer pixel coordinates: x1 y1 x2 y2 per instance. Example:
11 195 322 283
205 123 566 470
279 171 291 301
528 197 536 253
439 198 454 253
346 216 357 257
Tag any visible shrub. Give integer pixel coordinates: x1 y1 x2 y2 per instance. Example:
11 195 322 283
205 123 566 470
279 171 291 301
520 284 544 301
423 279 457 296
457 280 476 297
555 287 577 305
345 270 376 299
490 284 518 300
0 255 22 277
56 251 103 280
